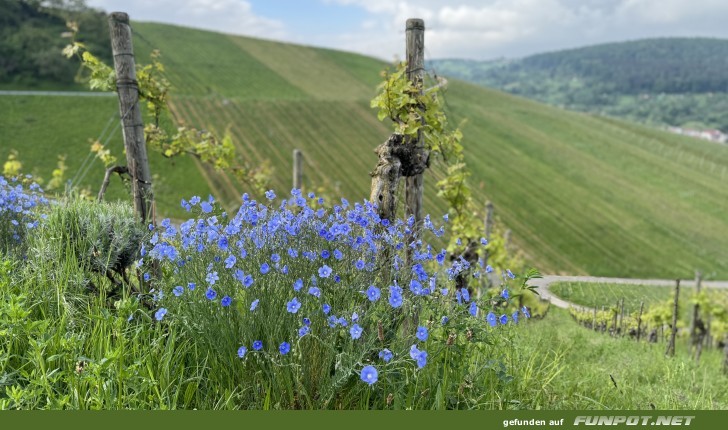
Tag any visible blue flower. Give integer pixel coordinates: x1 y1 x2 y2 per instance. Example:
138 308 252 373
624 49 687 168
187 282 196 291
200 201 213 213
327 315 337 327
224 254 236 268
512 311 520 324
469 301 477 316
461 288 470 302
522 306 531 319
293 278 303 291
366 285 381 302
416 326 428 342
206 271 219 285
379 349 393 363
173 286 184 297
416 350 428 369
243 274 254 288
318 264 332 278
350 324 363 340
486 312 497 327
265 190 276 200
287 297 302 313
480 237 488 245
154 308 167 321
271 253 281 264
354 260 365 270
279 342 291 355
506 269 515 279
250 299 259 311
298 326 310 337
500 314 508 325
288 248 298 258
221 296 232 307
260 263 270 274
321 249 330 259
206 288 217 300
441 316 449 325
333 249 343 260
338 317 348 327
237 346 247 358
485 265 493 273
253 340 263 351
360 365 378 385
389 286 403 308
351 312 359 322
308 286 321 298
143 272 150 282
303 317 311 326
501 289 510 300
323 303 331 314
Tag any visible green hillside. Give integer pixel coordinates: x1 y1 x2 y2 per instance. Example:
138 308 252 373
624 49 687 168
431 38 728 131
2 21 728 279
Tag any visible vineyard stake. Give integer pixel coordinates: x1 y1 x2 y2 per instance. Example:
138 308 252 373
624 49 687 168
293 149 303 190
665 279 680 357
108 12 154 224
404 18 426 237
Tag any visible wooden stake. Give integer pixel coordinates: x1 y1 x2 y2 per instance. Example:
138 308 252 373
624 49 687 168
665 279 680 357
637 301 644 341
293 149 303 190
404 18 426 237
108 12 154 224
689 271 702 351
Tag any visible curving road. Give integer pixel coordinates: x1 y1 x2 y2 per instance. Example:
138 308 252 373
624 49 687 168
528 275 728 311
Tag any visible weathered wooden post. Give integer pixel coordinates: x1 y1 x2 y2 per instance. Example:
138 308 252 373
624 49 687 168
665 279 680 357
108 12 154 224
689 271 702 351
636 301 645 341
293 149 303 190
404 18 426 237
619 298 625 336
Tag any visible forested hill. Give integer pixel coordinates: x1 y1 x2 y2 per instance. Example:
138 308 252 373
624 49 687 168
0 0 111 89
430 38 728 131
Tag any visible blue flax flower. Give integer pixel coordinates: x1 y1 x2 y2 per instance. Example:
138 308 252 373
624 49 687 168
308 286 321 298
252 340 263 351
293 278 304 291
250 299 259 311
379 349 393 363
260 262 270 274
500 314 508 325
501 289 510 300
522 306 531 319
350 324 363 340
221 296 232 307
173 286 184 297
205 288 217 300
486 312 497 327
323 303 331 315
287 297 302 313
416 326 428 342
469 301 477 316
298 326 310 337
512 311 519 324
360 365 378 385
366 285 381 302
318 264 332 278
154 308 167 321
279 342 291 355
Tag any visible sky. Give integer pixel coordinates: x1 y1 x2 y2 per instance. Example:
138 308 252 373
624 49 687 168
84 0 728 61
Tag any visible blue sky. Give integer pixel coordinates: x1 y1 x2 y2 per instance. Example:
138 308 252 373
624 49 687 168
85 0 728 61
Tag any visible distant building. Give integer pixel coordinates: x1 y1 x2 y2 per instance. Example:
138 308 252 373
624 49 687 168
667 126 727 144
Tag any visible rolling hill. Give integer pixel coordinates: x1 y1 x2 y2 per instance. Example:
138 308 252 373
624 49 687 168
2 21 728 279
430 38 728 132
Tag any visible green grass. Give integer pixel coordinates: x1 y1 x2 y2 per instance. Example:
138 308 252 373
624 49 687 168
516 307 728 409
2 21 728 278
550 282 684 313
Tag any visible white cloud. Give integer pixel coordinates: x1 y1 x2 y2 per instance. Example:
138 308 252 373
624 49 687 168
86 0 287 40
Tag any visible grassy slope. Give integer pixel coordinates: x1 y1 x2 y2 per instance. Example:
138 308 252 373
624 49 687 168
2 21 727 278
517 308 728 409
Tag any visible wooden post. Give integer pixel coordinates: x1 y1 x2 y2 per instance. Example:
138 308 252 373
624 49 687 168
108 12 154 224
665 279 680 357
689 271 702 351
723 335 728 375
293 149 303 190
404 18 426 237
619 298 625 336
593 307 597 332
636 301 644 341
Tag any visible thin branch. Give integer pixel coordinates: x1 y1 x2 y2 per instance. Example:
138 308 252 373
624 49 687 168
97 165 129 201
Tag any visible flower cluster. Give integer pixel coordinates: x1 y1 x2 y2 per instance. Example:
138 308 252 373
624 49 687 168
0 175 49 251
143 188 531 388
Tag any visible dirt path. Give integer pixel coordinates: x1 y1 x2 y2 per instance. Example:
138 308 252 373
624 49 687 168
528 275 728 310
